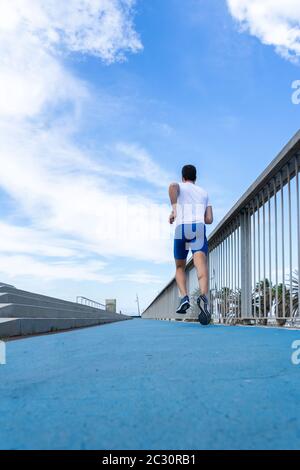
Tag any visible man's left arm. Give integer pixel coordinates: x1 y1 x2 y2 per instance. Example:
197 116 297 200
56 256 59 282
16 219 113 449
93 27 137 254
205 205 213 224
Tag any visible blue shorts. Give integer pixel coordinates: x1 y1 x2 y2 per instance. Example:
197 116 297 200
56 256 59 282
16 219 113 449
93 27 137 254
174 223 208 260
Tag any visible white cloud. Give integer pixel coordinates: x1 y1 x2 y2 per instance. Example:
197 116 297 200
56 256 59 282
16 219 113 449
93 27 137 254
0 221 168 285
0 254 111 283
114 143 171 189
227 0 300 62
0 222 79 258
0 0 142 119
0 0 142 61
121 271 162 284
0 0 174 287
0 120 172 265
0 37 84 120
0 252 165 286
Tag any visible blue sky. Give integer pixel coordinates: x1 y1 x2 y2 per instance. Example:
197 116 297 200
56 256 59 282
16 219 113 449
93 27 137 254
0 0 299 314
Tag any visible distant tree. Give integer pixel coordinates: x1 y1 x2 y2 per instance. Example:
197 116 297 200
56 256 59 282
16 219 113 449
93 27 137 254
211 272 300 328
252 279 273 325
210 287 241 323
290 270 299 319
216 287 231 320
273 283 291 326
189 288 201 319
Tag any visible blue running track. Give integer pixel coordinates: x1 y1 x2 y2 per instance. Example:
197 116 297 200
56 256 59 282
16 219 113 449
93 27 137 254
0 319 300 450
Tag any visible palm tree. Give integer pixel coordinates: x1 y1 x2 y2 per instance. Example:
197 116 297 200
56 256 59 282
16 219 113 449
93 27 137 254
216 287 231 320
273 283 291 326
252 279 273 325
290 270 299 318
251 278 295 326
212 287 242 323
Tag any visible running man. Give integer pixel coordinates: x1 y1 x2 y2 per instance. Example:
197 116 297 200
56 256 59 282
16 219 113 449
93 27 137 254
169 165 213 324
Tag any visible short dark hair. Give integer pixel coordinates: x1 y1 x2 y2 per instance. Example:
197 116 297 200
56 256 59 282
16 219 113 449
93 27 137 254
182 165 197 182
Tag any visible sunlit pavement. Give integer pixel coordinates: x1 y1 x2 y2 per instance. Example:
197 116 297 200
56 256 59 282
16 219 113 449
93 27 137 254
1 319 300 450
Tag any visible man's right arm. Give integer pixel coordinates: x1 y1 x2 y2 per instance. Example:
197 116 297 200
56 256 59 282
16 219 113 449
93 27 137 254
168 183 180 224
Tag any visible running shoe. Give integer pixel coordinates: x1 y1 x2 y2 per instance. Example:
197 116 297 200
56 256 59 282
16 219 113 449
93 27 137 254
176 295 190 314
197 295 211 325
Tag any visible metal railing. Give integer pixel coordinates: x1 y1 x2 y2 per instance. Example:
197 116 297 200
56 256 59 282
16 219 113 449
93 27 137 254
76 296 106 310
209 130 300 325
143 130 300 326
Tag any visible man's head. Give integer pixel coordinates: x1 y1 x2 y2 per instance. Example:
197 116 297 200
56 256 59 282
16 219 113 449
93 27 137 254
182 164 197 183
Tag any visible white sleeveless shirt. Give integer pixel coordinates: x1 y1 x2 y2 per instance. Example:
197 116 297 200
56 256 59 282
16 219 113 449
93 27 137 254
176 182 210 225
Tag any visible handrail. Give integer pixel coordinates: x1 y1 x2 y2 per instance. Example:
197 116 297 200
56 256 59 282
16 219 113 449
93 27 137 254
76 296 106 310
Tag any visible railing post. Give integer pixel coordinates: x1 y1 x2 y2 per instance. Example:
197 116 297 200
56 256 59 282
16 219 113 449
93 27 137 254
240 210 252 319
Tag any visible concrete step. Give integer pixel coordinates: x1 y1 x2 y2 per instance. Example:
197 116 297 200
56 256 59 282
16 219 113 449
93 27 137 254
0 285 130 338
0 292 106 314
0 286 103 310
0 282 16 288
0 316 130 339
0 303 127 320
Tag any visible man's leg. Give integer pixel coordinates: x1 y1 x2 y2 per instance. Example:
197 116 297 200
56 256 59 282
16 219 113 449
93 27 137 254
174 225 190 314
193 251 211 325
175 258 190 314
193 251 208 295
175 259 188 297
